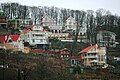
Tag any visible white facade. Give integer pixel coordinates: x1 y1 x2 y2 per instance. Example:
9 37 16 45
41 14 56 26
79 26 87 35
28 25 49 45
65 16 76 31
49 25 62 33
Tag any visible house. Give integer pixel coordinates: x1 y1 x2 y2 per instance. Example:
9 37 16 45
41 13 56 26
97 30 117 47
59 48 70 60
0 36 7 43
48 25 70 41
70 55 79 66
65 16 76 32
79 44 107 67
21 24 49 50
7 35 24 51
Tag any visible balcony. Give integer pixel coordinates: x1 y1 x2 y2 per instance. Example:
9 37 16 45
32 36 47 39
84 55 98 59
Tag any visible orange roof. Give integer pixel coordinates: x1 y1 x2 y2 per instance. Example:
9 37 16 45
79 45 94 54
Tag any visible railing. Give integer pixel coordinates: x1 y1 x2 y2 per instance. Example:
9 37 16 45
84 55 98 58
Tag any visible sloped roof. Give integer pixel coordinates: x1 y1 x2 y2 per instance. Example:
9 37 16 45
9 35 20 41
42 13 56 22
61 48 70 52
48 51 57 54
0 36 6 42
79 45 94 54
70 55 79 59
30 49 47 53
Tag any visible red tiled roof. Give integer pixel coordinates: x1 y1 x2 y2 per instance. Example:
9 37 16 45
79 45 94 54
30 49 47 53
9 35 20 41
48 51 57 54
0 36 6 42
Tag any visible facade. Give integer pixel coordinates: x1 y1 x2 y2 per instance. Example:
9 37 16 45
70 55 79 66
79 44 107 67
97 30 117 47
21 24 49 50
41 14 56 26
59 48 70 60
78 26 87 35
65 16 76 32
48 25 70 41
7 35 24 51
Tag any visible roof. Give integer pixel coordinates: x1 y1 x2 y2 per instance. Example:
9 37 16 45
9 35 20 41
0 36 6 42
70 55 79 59
42 13 56 22
48 51 57 54
79 45 94 54
61 48 70 52
30 49 47 53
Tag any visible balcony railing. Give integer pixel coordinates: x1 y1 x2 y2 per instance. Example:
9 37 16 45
83 55 98 58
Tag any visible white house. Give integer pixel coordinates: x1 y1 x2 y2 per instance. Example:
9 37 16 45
65 16 76 32
21 24 49 49
41 13 56 26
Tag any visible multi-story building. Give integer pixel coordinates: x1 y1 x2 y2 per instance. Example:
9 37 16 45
79 44 107 67
97 30 117 47
48 25 70 41
41 14 56 26
21 24 49 50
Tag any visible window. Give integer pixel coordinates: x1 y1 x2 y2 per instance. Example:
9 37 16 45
33 40 35 43
61 55 63 58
